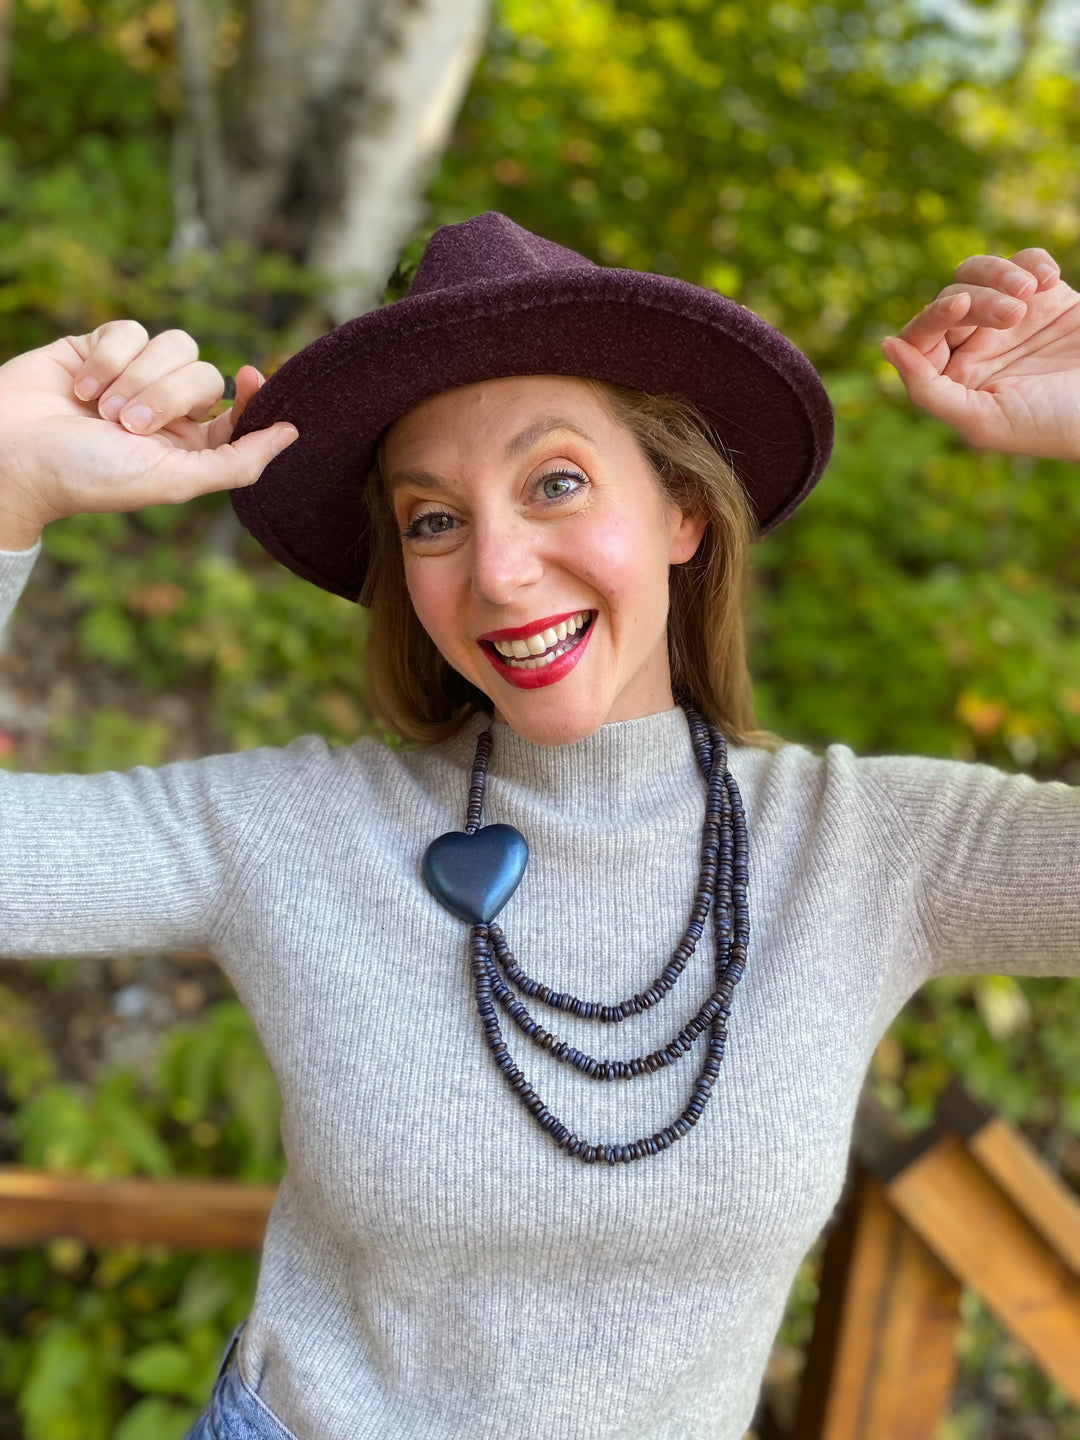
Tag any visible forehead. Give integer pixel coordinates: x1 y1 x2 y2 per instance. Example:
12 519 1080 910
383 375 614 467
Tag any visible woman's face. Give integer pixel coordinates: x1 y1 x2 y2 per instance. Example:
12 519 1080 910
384 375 706 746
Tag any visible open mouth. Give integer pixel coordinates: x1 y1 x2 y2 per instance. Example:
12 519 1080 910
480 610 593 670
478 610 596 688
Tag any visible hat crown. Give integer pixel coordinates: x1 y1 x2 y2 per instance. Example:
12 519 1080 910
407 211 597 298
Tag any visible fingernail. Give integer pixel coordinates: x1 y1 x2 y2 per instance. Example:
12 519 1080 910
99 395 125 422
271 425 299 455
995 300 1024 322
1036 263 1058 284
121 404 154 433
1003 272 1033 297
74 377 99 402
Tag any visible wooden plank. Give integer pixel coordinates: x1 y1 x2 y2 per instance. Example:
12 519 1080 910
886 1131 1080 1406
934 1082 1080 1276
795 1167 960 1440
0 1167 275 1251
967 1118 1080 1276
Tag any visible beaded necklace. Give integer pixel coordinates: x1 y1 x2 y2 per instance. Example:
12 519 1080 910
422 708 749 1165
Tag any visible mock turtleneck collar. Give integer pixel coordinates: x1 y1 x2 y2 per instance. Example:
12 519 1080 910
437 706 711 823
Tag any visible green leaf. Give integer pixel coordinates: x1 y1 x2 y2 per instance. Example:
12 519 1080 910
17 1321 113 1440
120 1342 197 1399
112 1396 200 1440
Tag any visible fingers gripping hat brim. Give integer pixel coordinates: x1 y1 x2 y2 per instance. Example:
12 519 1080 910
231 232 833 604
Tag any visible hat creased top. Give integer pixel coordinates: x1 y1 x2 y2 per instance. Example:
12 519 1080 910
407 212 599 298
231 211 833 603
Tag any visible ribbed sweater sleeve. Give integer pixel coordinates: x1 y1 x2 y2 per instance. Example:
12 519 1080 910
0 545 319 960
0 541 40 617
858 751 1080 983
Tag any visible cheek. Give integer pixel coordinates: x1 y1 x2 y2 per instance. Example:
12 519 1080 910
403 561 458 652
572 515 672 611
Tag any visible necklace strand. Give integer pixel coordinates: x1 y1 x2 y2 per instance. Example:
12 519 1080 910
466 708 749 1164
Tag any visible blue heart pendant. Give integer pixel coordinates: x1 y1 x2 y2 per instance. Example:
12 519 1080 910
422 824 529 925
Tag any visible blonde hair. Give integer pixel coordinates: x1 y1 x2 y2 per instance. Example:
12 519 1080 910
362 380 775 749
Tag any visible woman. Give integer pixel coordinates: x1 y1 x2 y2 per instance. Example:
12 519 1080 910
1 214 1078 1440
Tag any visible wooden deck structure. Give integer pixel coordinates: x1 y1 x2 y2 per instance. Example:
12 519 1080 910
1 1081 1079 1436
794 1082 1080 1438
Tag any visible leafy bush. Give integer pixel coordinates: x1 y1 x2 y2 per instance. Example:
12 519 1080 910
0 990 282 1439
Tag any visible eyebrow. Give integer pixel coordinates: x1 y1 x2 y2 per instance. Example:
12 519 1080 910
385 416 598 497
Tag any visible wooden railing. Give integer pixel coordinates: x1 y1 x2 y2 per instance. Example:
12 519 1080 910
1 1082 1078 1437
0 1169 274 1251
793 1082 1080 1439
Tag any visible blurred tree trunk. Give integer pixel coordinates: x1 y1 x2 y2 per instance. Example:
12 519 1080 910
173 0 490 327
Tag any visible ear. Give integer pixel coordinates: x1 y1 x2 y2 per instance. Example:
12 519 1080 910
668 507 708 565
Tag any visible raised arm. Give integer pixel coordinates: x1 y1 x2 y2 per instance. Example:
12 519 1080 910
881 248 1080 462
0 321 298 550
0 322 305 959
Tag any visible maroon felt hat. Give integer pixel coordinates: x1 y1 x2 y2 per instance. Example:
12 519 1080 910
231 211 833 603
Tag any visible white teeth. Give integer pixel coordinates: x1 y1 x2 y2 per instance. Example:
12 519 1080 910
488 611 592 667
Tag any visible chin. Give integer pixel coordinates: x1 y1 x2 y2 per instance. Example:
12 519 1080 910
490 688 615 747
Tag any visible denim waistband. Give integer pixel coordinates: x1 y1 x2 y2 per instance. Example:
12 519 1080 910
183 1321 301 1440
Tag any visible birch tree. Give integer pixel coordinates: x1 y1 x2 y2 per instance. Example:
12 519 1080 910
173 0 491 326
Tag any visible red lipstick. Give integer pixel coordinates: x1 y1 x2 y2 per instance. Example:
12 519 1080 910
480 613 595 690
477 611 585 643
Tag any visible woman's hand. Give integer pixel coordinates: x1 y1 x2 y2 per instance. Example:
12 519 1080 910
0 321 298 550
882 249 1080 462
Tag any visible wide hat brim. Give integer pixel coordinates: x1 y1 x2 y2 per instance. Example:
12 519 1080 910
231 262 833 603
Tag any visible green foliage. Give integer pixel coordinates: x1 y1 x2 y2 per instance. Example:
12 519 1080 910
17 1318 119 1440
751 372 1080 770
13 1072 173 1178
0 995 280 1436
35 501 369 765
4 0 1080 1432
1 2 322 365
943 1290 1080 1440
160 1002 283 1180
434 0 1080 367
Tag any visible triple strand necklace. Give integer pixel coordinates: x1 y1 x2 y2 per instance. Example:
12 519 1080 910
422 708 749 1165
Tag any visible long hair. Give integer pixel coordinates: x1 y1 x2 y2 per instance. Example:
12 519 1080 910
362 380 775 748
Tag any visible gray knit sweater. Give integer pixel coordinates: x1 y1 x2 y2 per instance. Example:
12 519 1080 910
2 544 1079 1440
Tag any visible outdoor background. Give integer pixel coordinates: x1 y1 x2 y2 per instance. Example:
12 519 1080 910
1 0 1079 1436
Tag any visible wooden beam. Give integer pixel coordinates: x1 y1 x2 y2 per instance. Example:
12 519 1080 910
886 1131 1080 1406
934 1084 1080 1276
795 1166 960 1440
0 1168 275 1251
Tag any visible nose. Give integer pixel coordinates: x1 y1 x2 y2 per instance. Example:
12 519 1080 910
469 512 545 607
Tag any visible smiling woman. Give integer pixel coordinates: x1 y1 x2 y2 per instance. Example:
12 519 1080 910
4 212 1080 1440
363 374 755 747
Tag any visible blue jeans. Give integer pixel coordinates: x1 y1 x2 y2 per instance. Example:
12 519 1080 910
183 1321 300 1440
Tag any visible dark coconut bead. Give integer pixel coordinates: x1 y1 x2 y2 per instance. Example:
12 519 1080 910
465 709 748 1167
